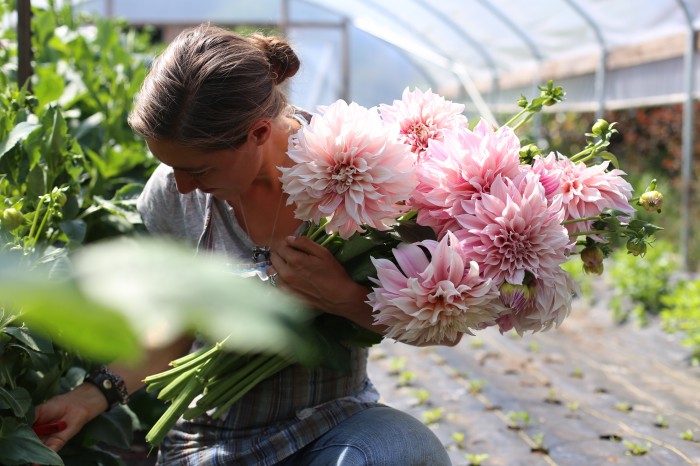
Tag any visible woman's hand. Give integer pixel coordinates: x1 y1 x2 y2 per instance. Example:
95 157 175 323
33 383 108 452
269 236 465 347
269 236 376 327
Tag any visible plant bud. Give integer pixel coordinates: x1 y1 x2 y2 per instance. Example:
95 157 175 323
626 238 647 257
591 119 609 136
639 191 663 213
499 282 535 312
581 245 605 275
1 208 25 231
55 192 68 206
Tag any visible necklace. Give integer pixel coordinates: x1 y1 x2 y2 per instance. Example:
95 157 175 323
236 191 285 265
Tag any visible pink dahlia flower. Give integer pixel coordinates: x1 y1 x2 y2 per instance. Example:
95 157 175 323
534 153 635 237
410 120 523 238
455 172 569 286
495 267 576 335
379 87 468 158
367 232 500 345
280 100 417 239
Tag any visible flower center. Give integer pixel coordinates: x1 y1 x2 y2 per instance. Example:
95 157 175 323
328 159 359 193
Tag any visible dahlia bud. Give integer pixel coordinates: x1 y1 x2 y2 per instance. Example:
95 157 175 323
591 119 610 137
499 282 535 312
1 208 25 231
580 245 605 275
626 238 647 257
639 190 663 213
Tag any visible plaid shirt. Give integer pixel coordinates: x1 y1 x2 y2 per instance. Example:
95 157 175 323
137 123 381 464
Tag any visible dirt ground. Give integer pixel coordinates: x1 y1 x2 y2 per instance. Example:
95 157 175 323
368 296 700 466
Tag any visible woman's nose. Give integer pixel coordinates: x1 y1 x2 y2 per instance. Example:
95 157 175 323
173 171 200 194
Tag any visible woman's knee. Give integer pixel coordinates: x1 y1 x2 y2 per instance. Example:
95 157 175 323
302 406 451 465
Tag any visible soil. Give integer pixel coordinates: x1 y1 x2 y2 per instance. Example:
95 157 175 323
367 295 700 466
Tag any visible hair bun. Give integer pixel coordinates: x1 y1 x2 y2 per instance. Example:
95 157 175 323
250 34 300 85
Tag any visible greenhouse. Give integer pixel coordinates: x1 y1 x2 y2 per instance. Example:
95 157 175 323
1 1 699 465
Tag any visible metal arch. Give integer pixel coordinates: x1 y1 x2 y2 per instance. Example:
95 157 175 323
675 0 696 272
561 0 608 119
409 0 500 93
472 0 546 134
356 0 498 123
473 0 543 62
293 0 441 102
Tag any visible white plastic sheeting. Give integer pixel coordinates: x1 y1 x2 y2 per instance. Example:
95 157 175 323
77 0 699 111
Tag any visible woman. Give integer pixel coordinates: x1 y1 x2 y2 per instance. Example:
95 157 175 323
34 24 453 465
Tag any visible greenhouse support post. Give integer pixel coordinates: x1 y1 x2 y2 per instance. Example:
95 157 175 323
17 0 32 90
678 0 696 273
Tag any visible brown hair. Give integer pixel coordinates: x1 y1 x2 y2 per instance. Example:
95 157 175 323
128 24 300 150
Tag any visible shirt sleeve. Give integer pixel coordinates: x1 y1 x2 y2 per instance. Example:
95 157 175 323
136 164 206 242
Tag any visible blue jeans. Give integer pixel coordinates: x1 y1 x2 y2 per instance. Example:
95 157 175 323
276 405 451 466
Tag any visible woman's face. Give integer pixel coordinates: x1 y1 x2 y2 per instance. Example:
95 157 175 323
146 138 264 201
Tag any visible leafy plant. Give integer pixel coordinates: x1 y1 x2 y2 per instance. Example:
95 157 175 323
661 278 700 364
506 410 532 430
421 407 444 425
530 432 548 453
0 2 160 463
465 452 489 465
624 440 651 456
397 370 416 387
608 239 679 324
451 431 465 449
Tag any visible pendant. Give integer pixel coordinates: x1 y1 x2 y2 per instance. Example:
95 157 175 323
252 246 271 264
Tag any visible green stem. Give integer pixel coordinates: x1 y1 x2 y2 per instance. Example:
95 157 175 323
308 219 329 242
24 198 45 252
511 112 536 132
146 376 202 446
561 216 601 225
569 141 604 162
210 356 291 419
397 210 417 223
26 201 53 251
320 232 339 247
154 364 203 400
144 344 222 386
502 107 530 128
568 230 610 237
185 354 284 419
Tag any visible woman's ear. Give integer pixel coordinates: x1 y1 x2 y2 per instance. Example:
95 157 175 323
248 120 272 146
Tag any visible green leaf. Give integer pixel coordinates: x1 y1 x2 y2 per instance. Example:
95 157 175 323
0 387 32 417
0 122 42 160
33 64 67 104
0 261 142 362
4 325 54 353
596 151 620 169
393 222 437 243
0 237 315 361
334 233 386 264
59 219 87 243
0 419 64 465
69 238 313 356
78 407 133 450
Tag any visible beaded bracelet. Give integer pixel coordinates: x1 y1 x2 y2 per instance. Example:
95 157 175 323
84 366 129 411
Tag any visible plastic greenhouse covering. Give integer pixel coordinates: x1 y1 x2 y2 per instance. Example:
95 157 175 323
74 0 700 116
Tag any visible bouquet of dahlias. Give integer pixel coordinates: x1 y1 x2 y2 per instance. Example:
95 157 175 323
280 81 662 344
143 82 662 445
